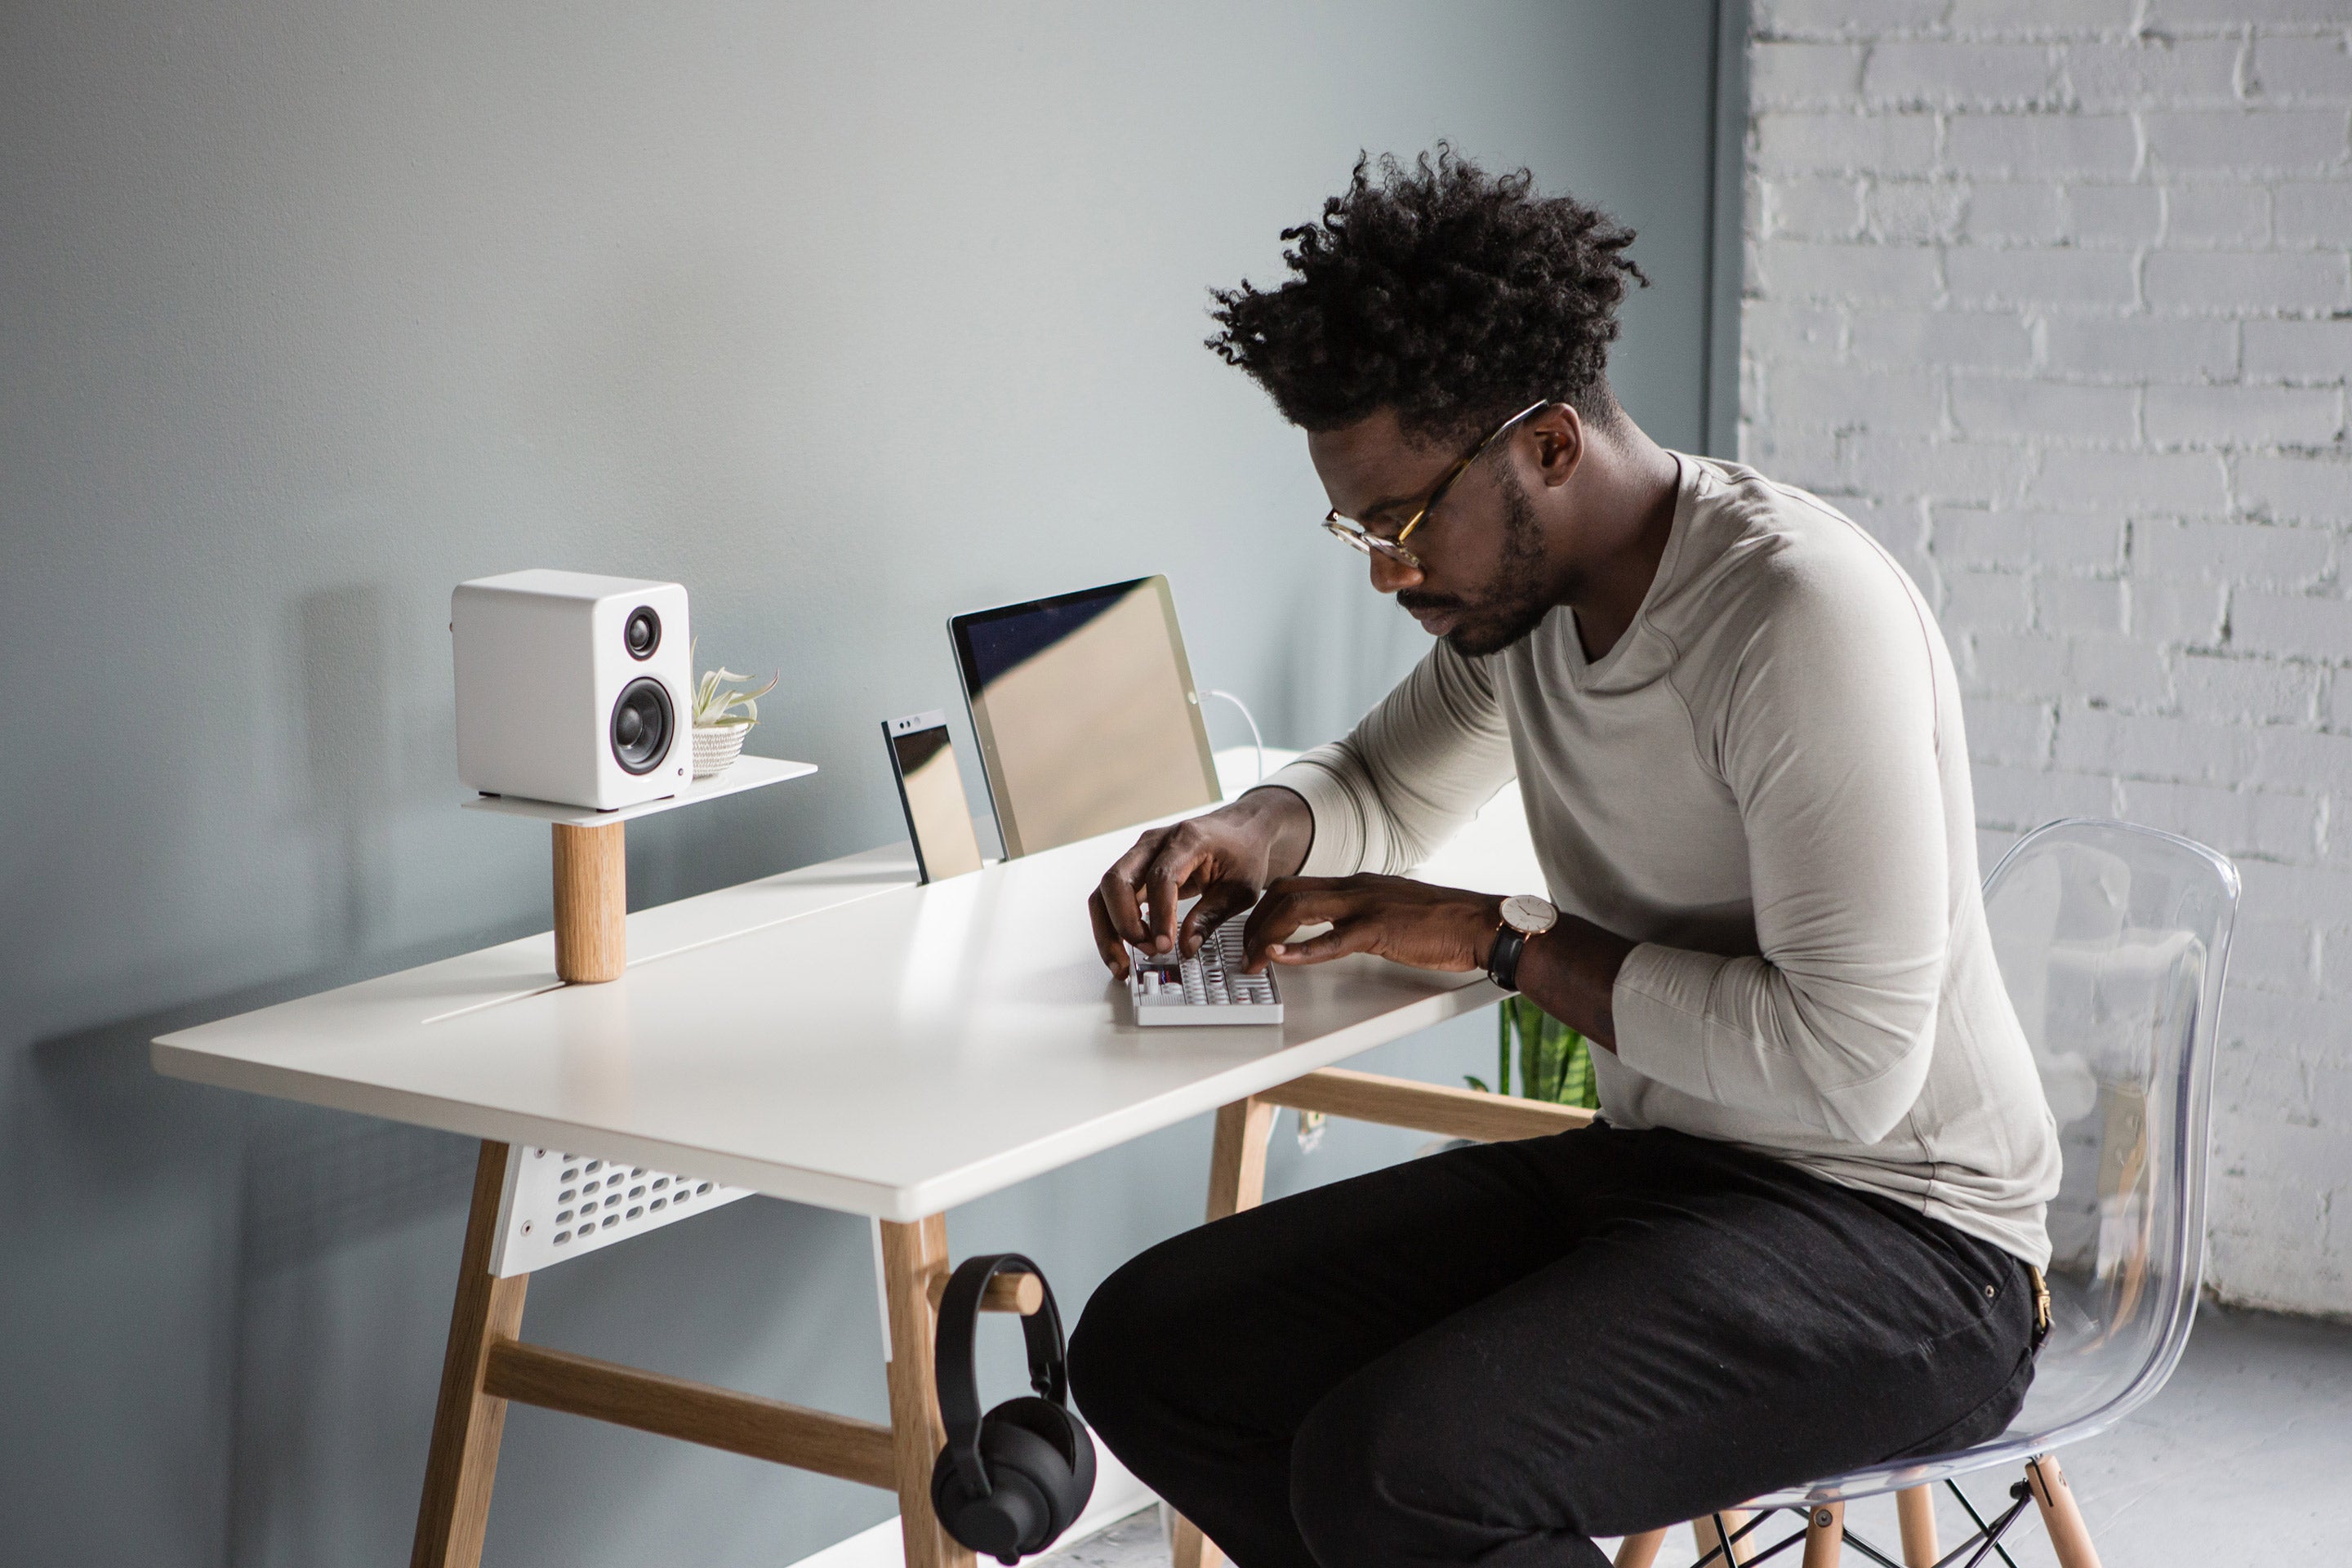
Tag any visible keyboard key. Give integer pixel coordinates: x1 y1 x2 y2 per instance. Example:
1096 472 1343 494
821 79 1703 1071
1123 919 1281 1026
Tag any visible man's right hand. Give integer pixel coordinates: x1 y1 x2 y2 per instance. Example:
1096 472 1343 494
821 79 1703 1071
1089 786 1315 978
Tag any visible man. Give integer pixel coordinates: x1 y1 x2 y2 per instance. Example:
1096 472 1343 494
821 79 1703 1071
1067 150 2060 1568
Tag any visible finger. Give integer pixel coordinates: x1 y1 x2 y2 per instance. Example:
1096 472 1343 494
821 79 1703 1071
1089 890 1130 978
1241 921 1334 973
1179 881 1257 957
1143 836 1209 955
1243 886 1359 970
1263 920 1379 966
1098 830 1170 946
1240 887 1308 969
1247 885 1370 943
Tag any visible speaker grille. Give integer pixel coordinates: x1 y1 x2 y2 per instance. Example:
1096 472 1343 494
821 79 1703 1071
611 677 674 774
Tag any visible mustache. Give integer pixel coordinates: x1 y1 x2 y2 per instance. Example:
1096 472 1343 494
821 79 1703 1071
1395 590 1469 614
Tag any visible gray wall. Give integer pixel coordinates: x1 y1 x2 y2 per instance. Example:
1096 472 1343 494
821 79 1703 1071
0 4 1727 1562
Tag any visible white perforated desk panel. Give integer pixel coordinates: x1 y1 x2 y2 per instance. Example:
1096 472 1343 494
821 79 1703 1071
154 780 1541 1223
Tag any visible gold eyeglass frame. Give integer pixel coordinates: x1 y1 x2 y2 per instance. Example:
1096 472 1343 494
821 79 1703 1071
1321 399 1554 571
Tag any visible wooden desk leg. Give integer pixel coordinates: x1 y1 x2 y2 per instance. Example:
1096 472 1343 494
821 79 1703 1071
412 1141 530 1568
1171 1514 1218 1568
1174 1097 1276 1568
1205 1096 1274 1223
879 1215 976 1568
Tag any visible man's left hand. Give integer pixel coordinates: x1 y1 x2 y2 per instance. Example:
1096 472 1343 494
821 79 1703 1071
1241 874 1503 975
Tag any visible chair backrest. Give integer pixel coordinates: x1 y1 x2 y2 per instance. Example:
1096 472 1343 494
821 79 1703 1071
1772 817 2240 1506
1984 817 2239 1450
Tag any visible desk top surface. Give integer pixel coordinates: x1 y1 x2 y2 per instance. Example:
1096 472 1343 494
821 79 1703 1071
154 758 1541 1220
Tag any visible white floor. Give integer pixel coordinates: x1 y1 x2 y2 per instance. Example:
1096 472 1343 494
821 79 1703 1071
1036 1303 2352 1568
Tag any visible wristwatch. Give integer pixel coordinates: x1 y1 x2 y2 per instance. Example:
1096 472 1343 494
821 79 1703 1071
1485 895 1558 994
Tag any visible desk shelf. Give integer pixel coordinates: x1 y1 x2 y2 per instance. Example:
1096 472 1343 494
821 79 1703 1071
466 752 819 984
460 753 816 826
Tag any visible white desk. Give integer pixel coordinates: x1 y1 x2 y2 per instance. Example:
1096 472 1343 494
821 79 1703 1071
152 759 1546 1568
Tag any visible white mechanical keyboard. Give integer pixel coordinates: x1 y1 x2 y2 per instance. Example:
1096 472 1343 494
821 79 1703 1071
1123 920 1282 1026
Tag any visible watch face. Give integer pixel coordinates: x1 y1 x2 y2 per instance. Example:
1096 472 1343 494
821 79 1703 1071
1501 894 1558 935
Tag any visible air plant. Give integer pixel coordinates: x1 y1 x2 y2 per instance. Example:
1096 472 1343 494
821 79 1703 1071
691 639 778 729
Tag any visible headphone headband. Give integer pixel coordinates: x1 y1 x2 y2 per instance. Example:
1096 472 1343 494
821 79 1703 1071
933 1253 1070 1498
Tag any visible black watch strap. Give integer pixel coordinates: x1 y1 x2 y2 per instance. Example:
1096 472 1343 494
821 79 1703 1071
1486 924 1528 993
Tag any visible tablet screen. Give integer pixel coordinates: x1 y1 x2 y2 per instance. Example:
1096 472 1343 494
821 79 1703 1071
950 577 1219 858
884 714 984 882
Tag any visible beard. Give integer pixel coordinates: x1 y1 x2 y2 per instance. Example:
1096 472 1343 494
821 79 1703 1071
1396 473 1557 658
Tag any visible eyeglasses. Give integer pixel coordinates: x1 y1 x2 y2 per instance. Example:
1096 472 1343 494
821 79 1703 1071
1321 399 1553 571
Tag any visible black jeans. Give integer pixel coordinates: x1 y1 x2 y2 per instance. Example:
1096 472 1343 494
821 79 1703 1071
1068 1122 2035 1568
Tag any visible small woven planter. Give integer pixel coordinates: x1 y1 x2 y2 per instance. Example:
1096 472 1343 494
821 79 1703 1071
693 722 751 780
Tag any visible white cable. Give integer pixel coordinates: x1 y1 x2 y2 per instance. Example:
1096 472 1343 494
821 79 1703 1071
1200 688 1304 1160
1202 689 1265 786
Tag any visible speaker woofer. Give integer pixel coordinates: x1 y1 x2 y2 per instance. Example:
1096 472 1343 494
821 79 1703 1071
611 677 674 775
624 605 662 661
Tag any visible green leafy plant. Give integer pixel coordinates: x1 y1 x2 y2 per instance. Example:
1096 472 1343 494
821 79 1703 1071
691 640 777 728
1470 997 1598 1109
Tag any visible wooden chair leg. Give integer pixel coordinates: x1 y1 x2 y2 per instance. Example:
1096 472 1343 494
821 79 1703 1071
1613 1527 1669 1568
1172 1097 1276 1568
1801 1503 1844 1568
2025 1454 2103 1568
1895 1486 1938 1568
411 1141 531 1568
879 1215 977 1568
1694 1510 1754 1566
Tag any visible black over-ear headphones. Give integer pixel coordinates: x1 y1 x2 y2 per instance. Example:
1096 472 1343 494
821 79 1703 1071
930 1253 1097 1564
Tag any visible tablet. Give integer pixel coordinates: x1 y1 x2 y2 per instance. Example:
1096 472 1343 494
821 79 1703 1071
883 711 985 883
949 576 1219 858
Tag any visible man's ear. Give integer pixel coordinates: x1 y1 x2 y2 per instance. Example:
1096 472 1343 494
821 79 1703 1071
1530 404 1586 490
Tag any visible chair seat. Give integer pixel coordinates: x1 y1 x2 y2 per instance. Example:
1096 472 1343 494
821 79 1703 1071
1748 1427 2079 1508
1750 1267 2190 1508
1746 818 2238 1536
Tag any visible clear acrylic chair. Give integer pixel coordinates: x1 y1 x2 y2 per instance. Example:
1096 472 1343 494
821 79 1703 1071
1615 817 2241 1568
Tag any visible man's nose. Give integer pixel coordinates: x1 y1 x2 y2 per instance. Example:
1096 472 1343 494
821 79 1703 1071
1368 550 1422 595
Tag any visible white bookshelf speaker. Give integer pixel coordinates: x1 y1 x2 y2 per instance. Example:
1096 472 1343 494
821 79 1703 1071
452 569 693 811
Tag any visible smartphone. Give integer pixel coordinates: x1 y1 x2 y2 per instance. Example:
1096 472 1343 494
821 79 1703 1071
884 711 985 884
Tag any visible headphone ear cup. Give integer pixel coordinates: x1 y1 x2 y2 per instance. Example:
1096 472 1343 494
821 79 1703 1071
991 1396 1095 1542
931 1423 1054 1566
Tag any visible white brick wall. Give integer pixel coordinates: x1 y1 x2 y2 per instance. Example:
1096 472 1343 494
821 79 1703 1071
1742 1 2352 1316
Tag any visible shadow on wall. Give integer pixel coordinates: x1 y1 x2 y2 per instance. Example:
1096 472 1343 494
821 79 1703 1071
297 586 398 961
191 577 537 1557
220 1104 479 1565
0 967 483 1566
7 969 901 1568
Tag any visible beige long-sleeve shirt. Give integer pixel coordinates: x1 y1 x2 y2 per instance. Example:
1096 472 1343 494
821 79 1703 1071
1267 453 2060 1267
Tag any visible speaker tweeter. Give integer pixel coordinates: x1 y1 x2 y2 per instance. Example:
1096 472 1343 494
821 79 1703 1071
624 604 662 660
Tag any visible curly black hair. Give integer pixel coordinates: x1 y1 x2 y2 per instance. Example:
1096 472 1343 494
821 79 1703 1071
1206 146 1646 445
